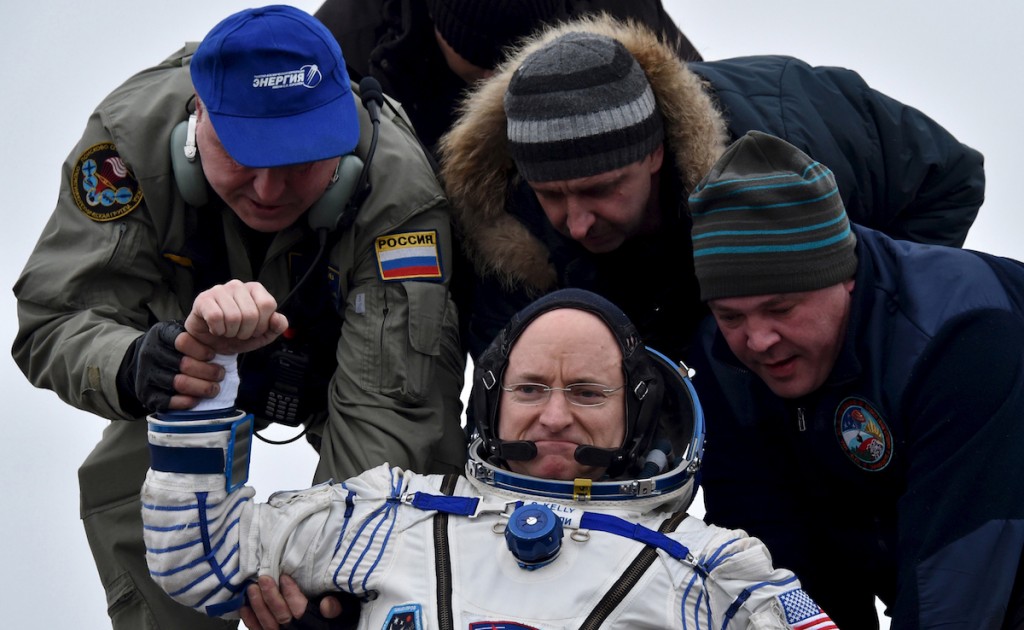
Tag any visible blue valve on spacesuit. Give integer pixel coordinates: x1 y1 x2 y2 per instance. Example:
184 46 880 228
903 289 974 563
504 503 564 570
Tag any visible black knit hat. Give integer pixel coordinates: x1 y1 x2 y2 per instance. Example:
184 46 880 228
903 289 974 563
471 288 662 478
503 31 665 182
688 131 858 301
425 0 565 70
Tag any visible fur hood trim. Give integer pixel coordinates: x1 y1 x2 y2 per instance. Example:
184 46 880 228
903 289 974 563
439 14 728 294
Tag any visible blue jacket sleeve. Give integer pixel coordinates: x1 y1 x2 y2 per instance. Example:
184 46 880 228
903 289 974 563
691 56 985 247
896 308 1024 626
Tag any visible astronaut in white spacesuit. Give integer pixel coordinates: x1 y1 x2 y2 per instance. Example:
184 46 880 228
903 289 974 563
141 288 836 629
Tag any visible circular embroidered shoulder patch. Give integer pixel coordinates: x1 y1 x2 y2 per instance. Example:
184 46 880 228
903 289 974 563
71 142 143 221
834 397 893 471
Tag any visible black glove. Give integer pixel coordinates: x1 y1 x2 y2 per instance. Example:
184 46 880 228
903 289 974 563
116 321 186 414
283 592 360 630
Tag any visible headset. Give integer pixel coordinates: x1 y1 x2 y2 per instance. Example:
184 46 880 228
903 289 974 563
169 78 386 436
168 77 384 241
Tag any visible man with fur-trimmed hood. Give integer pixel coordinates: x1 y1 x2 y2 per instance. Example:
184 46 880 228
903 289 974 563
314 0 701 157
440 15 985 371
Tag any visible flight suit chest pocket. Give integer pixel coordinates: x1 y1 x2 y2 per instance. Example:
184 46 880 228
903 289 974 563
378 281 448 401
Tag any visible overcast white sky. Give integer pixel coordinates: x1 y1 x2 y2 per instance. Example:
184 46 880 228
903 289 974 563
2 1 1020 627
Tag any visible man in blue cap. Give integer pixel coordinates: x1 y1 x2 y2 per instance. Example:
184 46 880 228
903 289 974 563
12 6 465 629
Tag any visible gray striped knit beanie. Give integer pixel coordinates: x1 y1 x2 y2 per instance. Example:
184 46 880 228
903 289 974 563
689 131 858 301
504 31 664 182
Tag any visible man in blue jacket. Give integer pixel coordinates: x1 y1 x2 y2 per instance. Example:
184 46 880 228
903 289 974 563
440 15 986 361
313 0 701 156
686 130 1024 628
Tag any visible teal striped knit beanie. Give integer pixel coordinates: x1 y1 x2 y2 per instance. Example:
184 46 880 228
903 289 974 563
689 131 858 301
504 31 664 182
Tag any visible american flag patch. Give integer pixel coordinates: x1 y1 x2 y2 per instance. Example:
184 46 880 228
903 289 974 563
374 230 443 281
779 588 837 630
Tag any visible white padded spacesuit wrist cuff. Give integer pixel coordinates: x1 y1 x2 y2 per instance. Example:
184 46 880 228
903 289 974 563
147 408 254 493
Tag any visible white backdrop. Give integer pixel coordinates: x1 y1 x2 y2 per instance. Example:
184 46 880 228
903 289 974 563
2 1 1019 627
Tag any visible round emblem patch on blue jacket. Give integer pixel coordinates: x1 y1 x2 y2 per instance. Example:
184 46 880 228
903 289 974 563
834 397 893 471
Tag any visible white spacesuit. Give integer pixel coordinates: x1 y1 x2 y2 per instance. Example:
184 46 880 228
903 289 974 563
141 289 836 629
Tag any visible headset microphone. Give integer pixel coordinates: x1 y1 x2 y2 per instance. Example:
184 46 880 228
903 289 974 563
282 76 384 312
639 438 674 478
352 76 385 192
345 76 383 217
359 76 383 125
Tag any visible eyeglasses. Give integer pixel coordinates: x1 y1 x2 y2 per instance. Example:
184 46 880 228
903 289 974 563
500 382 624 407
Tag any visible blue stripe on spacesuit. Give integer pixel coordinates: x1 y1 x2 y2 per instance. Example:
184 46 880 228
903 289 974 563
332 488 357 557
682 540 737 629
175 555 242 605
578 512 690 560
681 574 711 630
719 575 799 630
410 492 480 516
193 491 244 606
332 470 421 595
361 504 400 592
161 495 245 610
334 500 399 594
143 495 249 534
206 594 247 617
144 490 248 612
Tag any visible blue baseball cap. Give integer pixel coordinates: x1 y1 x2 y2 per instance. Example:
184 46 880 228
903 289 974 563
191 5 359 168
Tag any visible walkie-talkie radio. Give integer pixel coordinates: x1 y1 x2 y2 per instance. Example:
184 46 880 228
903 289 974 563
260 331 312 426
237 324 336 428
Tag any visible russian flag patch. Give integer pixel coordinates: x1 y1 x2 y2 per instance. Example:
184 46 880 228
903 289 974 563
374 230 443 281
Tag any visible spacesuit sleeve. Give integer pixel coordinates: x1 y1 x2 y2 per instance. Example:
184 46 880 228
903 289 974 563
694 530 838 629
141 407 262 618
140 404 405 618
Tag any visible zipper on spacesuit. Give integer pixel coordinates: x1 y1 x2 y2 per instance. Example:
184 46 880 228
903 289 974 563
796 407 807 432
432 473 458 630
